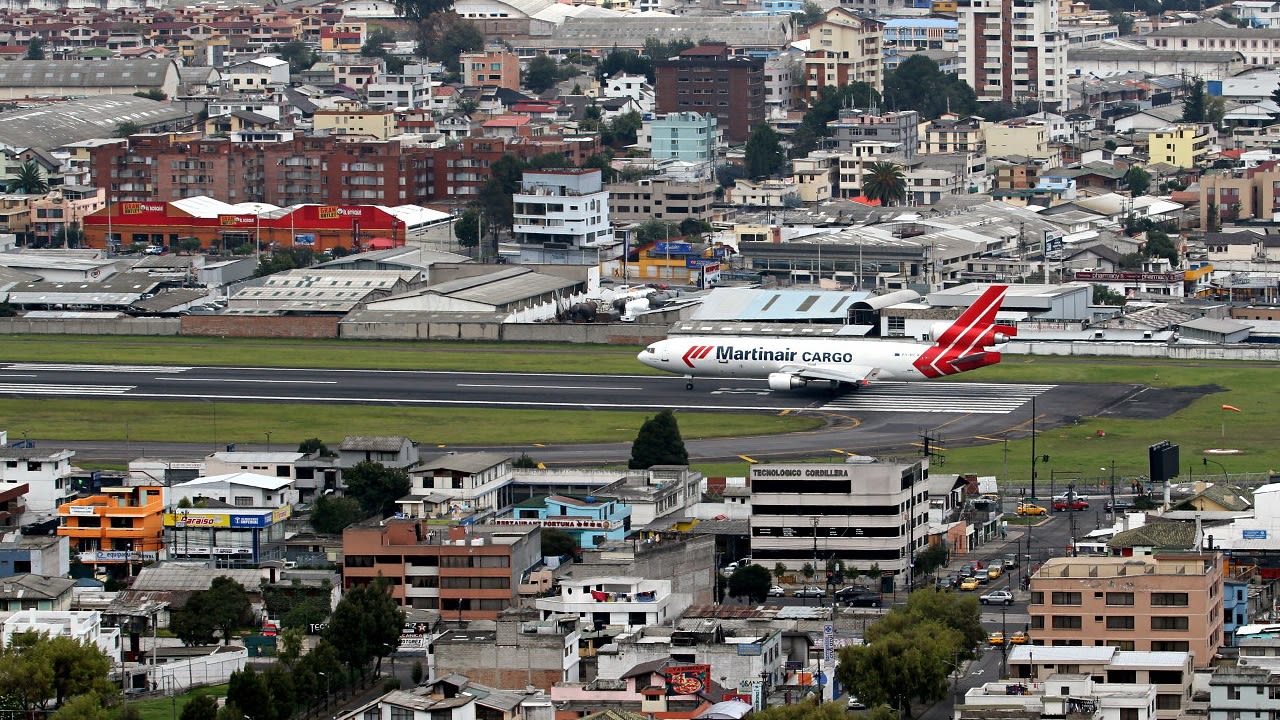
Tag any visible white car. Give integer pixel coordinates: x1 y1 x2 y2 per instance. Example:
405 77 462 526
768 585 785 597
793 585 825 598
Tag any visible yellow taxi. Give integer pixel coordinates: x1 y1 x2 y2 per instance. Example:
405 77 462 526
1010 631 1030 645
988 632 1005 645
1016 503 1047 516
987 565 1003 580
960 576 981 591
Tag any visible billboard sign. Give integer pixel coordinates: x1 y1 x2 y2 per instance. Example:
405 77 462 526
666 665 711 696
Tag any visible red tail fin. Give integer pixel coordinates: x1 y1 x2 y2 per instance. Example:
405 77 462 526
913 285 1015 379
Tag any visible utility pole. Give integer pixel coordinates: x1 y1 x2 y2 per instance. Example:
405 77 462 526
1067 484 1078 557
812 516 820 607
1030 396 1037 499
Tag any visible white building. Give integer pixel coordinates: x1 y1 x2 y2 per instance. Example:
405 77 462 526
2 610 121 664
1234 1 1280 29
169 473 298 509
408 452 513 514
224 56 291 92
0 444 76 518
534 577 683 630
1209 665 1280 720
601 73 654 114
339 689 478 720
957 676 1157 720
512 169 613 250
596 620 785 695
748 459 929 589
956 0 1068 105
366 65 437 111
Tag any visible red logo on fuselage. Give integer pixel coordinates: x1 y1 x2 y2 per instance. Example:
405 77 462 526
681 345 714 367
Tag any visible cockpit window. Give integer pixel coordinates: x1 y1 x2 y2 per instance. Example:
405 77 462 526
646 347 655 353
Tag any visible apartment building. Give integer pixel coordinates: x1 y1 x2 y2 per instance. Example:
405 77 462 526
922 114 986 154
804 8 884 100
341 520 541 619
1028 554 1225 666
313 103 397 140
1143 24 1280 67
432 608 580 689
512 169 613 250
985 118 1054 161
1007 646 1194 720
534 577 680 630
956 0 1068 105
827 108 919 158
648 112 719 165
748 460 930 589
1208 665 1280 720
1148 124 1212 169
654 43 765 143
460 49 520 90
0 446 76 518
608 177 717 225
1198 165 1280 229
57 485 165 570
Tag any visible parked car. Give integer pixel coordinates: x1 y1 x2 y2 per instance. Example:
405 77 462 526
1016 503 1047 516
793 585 825 598
767 585 786 597
979 590 1014 605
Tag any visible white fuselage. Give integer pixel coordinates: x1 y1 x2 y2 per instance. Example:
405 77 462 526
638 336 933 381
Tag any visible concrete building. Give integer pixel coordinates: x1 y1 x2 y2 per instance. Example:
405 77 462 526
0 445 76 518
432 608 580 688
1208 665 1280 720
0 535 66 579
367 64 435 111
654 44 764 144
596 619 785 696
956 0 1068 105
922 114 986 155
57 485 165 571
985 118 1054 161
1199 166 1280 229
341 520 541 619
406 452 514 515
0 59 181 100
1148 125 1212 169
313 105 397 140
512 169 613 251
2 610 121 663
338 436 420 469
607 177 717 225
0 574 74 612
204 451 339 504
460 49 520 90
1028 554 1225 667
956 676 1157 720
827 108 919 158
748 460 930 590
496 494 632 547
1143 24 1280 68
882 17 958 53
1006 647 1194 720
648 112 719 167
224 56 290 92
804 9 884 100
533 576 681 630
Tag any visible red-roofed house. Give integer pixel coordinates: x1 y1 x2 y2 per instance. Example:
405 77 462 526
482 114 534 139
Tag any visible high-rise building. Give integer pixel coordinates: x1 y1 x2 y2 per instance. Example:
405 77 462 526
803 9 884 99
654 43 764 144
512 169 612 250
956 0 1067 106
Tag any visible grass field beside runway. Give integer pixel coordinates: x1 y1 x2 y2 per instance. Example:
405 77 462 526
0 398 824 447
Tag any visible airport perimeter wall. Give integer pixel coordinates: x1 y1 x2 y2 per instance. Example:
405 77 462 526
0 318 180 335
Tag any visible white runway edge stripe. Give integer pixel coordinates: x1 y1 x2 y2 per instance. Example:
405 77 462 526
6 363 192 374
820 381 1056 414
0 384 136 395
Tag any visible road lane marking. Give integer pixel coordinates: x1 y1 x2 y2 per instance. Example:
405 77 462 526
0 374 37 378
157 378 339 384
456 383 645 391
6 363 191 373
0 384 135 394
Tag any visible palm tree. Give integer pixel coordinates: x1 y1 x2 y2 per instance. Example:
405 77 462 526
8 160 48 194
861 161 907 206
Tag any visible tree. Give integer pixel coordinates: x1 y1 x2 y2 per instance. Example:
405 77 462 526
255 246 314 277
542 528 578 557
895 589 985 658
1182 77 1207 123
275 40 317 74
177 237 202 254
114 121 142 138
1109 10 1134 35
628 409 689 469
773 562 788 581
343 461 412 518
836 620 960 718
170 601 218 646
751 698 863 720
25 37 44 60
309 494 364 534
263 665 296 720
477 154 529 251
1124 166 1151 197
204 576 253 646
362 27 397 58
793 1 826 29
744 124 786 179
715 162 746 189
322 577 405 678
392 0 455 23
118 704 144 720
297 437 333 456
606 111 642 147
1143 229 1180 267
801 82 880 138
882 55 978 120
181 695 220 720
277 627 305 667
416 15 483 75
50 693 109 720
1092 284 1124 306
725 564 771 602
524 54 559 94
0 632 114 714
454 207 481 250
412 661 424 685
226 667 271 720
9 160 49 194
861 161 907 206
801 562 815 581
913 543 948 579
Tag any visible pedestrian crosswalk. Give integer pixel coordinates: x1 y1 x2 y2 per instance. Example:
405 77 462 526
5 363 191 374
820 381 1055 414
0 383 136 396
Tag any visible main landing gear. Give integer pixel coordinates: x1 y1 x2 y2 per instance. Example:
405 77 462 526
685 375 694 390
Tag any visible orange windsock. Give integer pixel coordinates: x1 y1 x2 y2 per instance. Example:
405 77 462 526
1222 405 1242 413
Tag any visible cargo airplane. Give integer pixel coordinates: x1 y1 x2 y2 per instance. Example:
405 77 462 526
637 285 1015 391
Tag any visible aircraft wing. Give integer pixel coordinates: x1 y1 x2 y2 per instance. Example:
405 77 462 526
778 364 881 385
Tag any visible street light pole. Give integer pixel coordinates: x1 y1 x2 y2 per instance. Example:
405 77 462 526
318 671 331 711
811 516 819 607
1203 457 1228 484
264 431 272 452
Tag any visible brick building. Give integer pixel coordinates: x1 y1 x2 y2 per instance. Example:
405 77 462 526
341 519 541 620
654 43 764 144
1028 554 1225 667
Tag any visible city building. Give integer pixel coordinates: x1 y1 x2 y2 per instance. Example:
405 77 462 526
534 577 680 630
224 56 290 91
338 436 420 469
607 177 717 225
956 0 1068 105
0 574 75 612
803 9 884 99
0 445 76 518
432 608 581 688
511 169 613 250
922 114 986 154
204 451 339 505
57 485 165 571
827 108 919 158
1 610 121 663
882 17 958 53
1028 554 1225 666
0 480 26 530
648 112 719 167
366 64 435 111
1198 165 1280 229
1208 665 1280 720
341 520 541 619
0 535 66 579
1143 24 1280 68
1006 647 1194 720
1148 125 1212 169
984 118 1056 162
313 104 397 139
748 459 930 590
26 186 106 248
495 494 632 547
956 676 1157 720
654 43 764 144
596 619 785 697
460 49 520 90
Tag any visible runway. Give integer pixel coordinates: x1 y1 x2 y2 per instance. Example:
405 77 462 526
0 362 1148 464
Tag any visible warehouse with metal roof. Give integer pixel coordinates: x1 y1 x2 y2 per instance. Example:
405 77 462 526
356 266 590 323
0 95 194 152
0 59 181 99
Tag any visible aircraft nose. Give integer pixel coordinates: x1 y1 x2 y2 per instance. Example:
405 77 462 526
637 345 656 366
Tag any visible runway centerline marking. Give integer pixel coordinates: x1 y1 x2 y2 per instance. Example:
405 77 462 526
456 383 645 391
157 378 339 385
0 374 36 378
